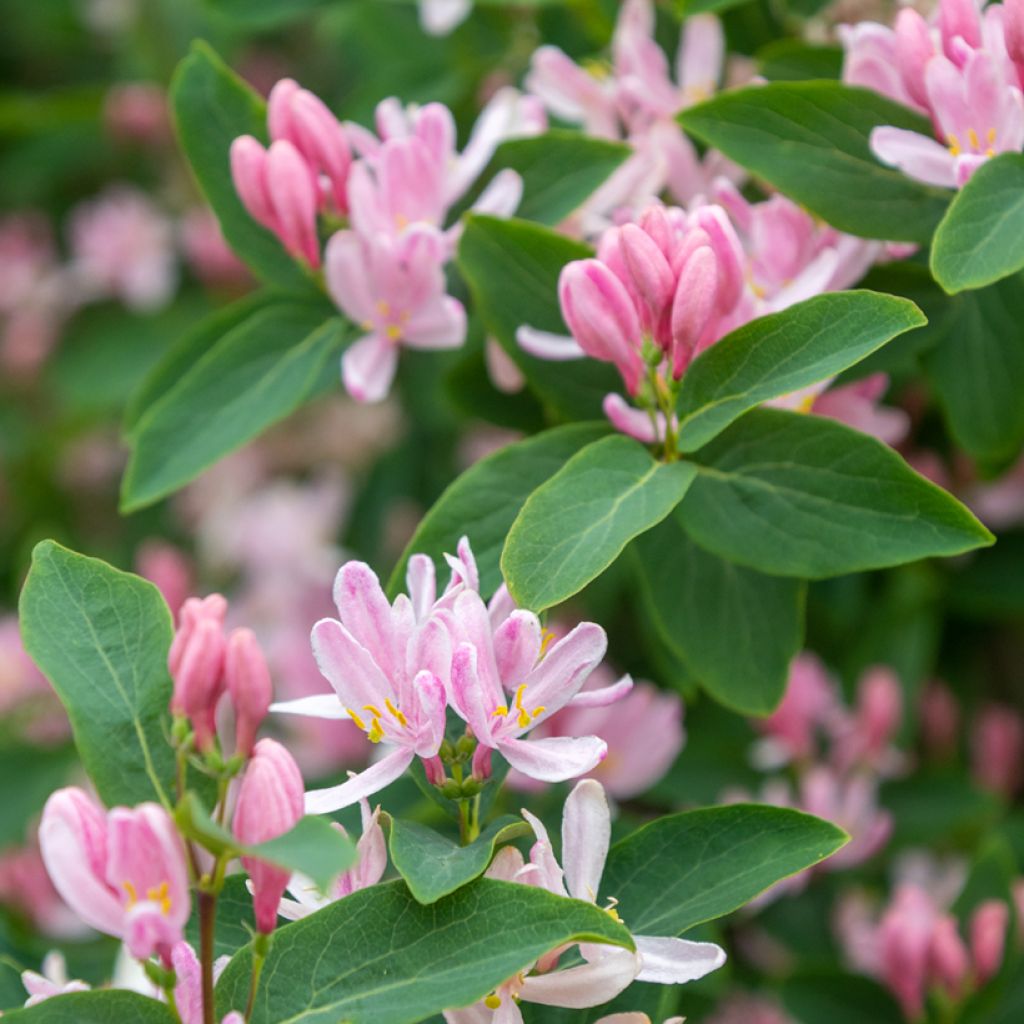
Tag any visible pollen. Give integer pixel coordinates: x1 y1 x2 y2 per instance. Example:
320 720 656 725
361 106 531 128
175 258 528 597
367 718 384 743
122 880 138 907
492 704 509 717
147 881 172 916
484 993 502 1009
385 324 403 341
347 708 368 731
384 698 408 726
968 127 981 151
948 133 962 156
376 300 391 316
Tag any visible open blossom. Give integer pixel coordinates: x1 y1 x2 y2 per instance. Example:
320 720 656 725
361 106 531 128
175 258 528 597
278 798 386 920
38 788 190 964
21 952 90 1007
447 780 725 1022
325 225 466 402
273 556 452 813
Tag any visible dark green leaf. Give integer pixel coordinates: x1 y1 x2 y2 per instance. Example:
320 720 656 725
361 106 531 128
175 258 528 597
171 42 312 290
1 991 177 1023
457 215 621 420
678 82 950 242
931 153 1024 293
758 40 843 82
18 542 176 807
503 435 697 610
215 878 634 1024
676 290 925 451
387 815 529 904
782 972 904 1024
122 301 346 511
633 512 804 715
680 409 993 578
203 0 331 28
388 422 609 600
604 804 847 936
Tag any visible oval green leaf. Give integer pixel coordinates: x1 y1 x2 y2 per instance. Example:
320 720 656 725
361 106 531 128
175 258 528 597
502 435 698 611
680 409 993 578
1 991 177 1023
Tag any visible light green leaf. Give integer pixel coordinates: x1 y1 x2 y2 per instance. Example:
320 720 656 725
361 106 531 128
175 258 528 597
680 409 993 578
122 301 347 511
388 422 609 600
676 290 925 451
215 878 634 1024
171 42 312 290
457 215 621 420
502 435 697 611
387 815 529 904
678 82 950 242
931 153 1024 293
633 512 804 715
18 542 176 808
923 273 1024 464
1 991 177 1023
603 804 847 937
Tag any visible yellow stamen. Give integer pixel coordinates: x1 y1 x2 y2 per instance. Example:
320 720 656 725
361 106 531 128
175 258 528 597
375 300 391 316
363 704 383 717
347 708 367 731
797 393 816 413
384 698 408 726
532 706 546 719
385 324 402 341
987 127 997 145
367 719 384 744
122 880 138 907
492 704 509 717
147 881 172 916
539 629 557 657
484 994 502 1010
968 127 980 151
948 133 961 156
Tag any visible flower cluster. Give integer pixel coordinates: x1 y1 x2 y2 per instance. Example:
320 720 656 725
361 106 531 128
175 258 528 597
231 80 545 401
843 0 1024 187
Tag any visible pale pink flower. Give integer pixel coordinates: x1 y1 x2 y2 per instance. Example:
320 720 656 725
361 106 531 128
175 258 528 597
799 767 892 870
810 374 911 446
971 899 1010 983
419 0 472 35
39 788 190 964
325 225 466 402
21 952 90 1007
103 82 170 145
966 453 1024 528
705 994 794 1024
180 207 250 289
278 798 386 920
171 941 245 1024
971 701 1024 796
135 540 193 621
68 186 177 310
0 841 83 938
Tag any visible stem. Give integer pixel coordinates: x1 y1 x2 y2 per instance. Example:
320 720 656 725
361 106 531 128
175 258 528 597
457 800 472 845
198 890 217 1024
244 932 272 1021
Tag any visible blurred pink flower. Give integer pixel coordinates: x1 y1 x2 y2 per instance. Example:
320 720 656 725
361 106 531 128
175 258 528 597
180 208 250 290
971 702 1024 797
103 82 170 145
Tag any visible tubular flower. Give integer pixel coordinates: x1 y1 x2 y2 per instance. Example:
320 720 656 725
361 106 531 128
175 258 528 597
443 589 610 784
38 788 190 964
272 556 451 813
168 593 228 751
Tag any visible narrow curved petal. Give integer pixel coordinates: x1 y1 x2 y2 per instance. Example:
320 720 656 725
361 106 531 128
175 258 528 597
493 610 543 691
499 735 607 783
603 394 662 444
516 326 586 361
568 674 633 709
634 934 727 983
869 127 957 188
310 617 392 710
451 643 499 741
404 296 467 350
342 334 399 403
304 747 415 814
406 554 437 621
562 779 611 902
520 947 640 1007
324 231 374 322
269 694 350 720
470 169 524 218
525 621 608 722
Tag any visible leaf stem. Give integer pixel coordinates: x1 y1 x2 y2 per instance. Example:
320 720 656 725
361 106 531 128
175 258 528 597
198 889 217 1024
245 932 271 1021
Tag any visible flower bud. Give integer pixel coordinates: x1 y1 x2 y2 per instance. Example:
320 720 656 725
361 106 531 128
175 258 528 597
1006 0 1024 69
855 666 902 760
168 596 227 751
265 140 321 268
928 915 970 998
670 244 718 378
919 681 960 760
688 205 744 314
233 739 305 933
970 900 1009 984
939 0 982 60
971 703 1024 797
225 628 273 759
894 9 935 109
229 136 277 233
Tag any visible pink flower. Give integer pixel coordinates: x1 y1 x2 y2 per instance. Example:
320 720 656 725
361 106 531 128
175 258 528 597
970 899 1010 983
274 557 451 813
21 952 90 1007
39 788 190 964
103 82 170 145
919 681 961 760
971 702 1024 796
233 738 305 933
325 225 466 402
180 208 250 290
278 798 386 920
168 594 229 751
753 653 838 766
225 627 273 757
878 884 942 1019
134 540 193 622
418 0 472 35
171 941 247 1024
810 374 911 446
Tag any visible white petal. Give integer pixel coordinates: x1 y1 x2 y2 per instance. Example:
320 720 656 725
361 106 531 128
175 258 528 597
269 695 350 720
516 325 585 360
562 779 611 903
634 934 727 983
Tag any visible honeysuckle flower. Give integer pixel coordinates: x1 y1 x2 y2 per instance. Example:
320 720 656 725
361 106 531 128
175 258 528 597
168 593 228 751
233 738 305 933
460 780 725 1021
171 941 242 1024
39 788 190 964
278 798 386 920
225 627 273 757
443 590 609 783
970 701 1024 795
21 952 89 1007
273 556 451 812
324 225 466 402
809 374 911 446
418 0 472 35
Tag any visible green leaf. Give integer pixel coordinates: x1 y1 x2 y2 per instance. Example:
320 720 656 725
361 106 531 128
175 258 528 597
203 0 331 28
388 422 609 599
758 40 843 82
215 878 634 1024
0 742 76 847
604 804 847 937
461 131 631 227
633 512 804 715
122 301 347 511
931 153 1024 293
680 409 993 578
502 435 698 611
124 291 277 435
387 815 529 904
176 794 356 891
171 42 311 291
1 991 177 1023
782 972 904 1024
676 290 925 451
457 215 621 420
18 542 176 807
923 274 1024 464
678 82 950 242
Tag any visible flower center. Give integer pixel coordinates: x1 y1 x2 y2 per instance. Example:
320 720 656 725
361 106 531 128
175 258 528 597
947 127 997 157
492 683 546 729
122 879 172 915
347 699 408 743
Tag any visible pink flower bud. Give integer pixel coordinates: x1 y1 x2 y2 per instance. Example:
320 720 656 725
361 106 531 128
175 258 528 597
135 541 192 623
970 900 1009 984
894 9 936 109
265 140 321 268
670 244 718 377
928 915 970 998
618 223 676 342
233 738 305 933
688 205 745 314
855 666 903 760
559 259 644 394
971 703 1024 797
1006 0 1024 69
225 628 273 758
939 0 982 61
266 79 302 147
919 681 960 760
169 597 228 751
878 884 938 1020
229 136 277 232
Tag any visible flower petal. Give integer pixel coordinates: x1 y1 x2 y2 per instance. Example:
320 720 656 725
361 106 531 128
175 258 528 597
634 934 727 983
269 694 351 720
520 947 640 1007
562 779 611 902
304 747 415 814
342 334 399 403
499 735 607 783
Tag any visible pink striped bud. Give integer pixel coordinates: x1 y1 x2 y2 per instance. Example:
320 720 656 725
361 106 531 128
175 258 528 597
618 223 676 344
970 900 1009 984
559 259 644 394
169 596 227 751
928 915 970 998
265 140 321 267
267 79 302 147
670 244 718 378
689 205 745 314
233 739 304 933
225 628 273 759
939 0 982 61
229 136 277 232
637 204 675 262
894 9 936 109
